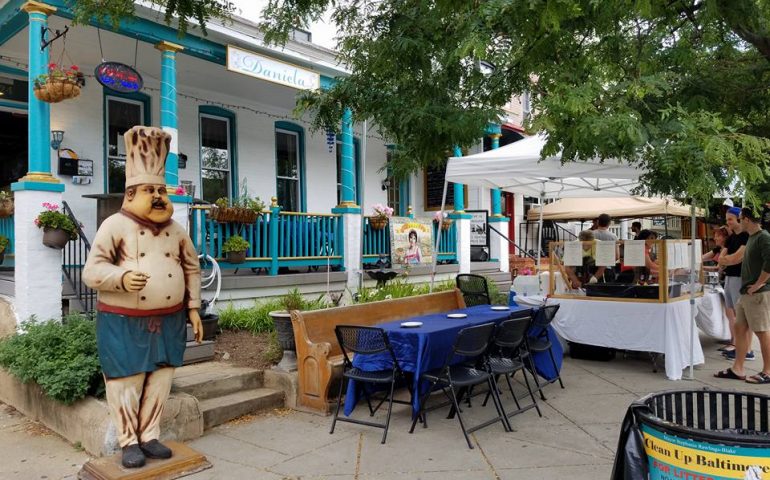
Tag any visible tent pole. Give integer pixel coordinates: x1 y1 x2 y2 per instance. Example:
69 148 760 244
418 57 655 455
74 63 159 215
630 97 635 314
430 179 450 292
686 201 697 381
536 183 545 273
358 119 367 291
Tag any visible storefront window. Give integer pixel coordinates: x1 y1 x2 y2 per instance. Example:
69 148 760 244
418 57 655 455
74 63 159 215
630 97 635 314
276 129 300 212
106 96 145 193
200 114 231 203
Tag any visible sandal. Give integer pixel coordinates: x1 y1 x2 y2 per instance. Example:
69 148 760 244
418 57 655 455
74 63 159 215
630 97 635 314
718 344 735 352
714 368 746 380
746 372 770 385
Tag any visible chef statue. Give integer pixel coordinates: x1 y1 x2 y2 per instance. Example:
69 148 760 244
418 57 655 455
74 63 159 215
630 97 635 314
83 126 202 469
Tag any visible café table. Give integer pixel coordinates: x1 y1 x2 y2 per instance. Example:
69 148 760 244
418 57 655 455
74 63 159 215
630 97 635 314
343 304 533 416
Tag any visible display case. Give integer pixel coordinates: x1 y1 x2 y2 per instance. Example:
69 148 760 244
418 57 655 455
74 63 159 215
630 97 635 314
548 239 704 303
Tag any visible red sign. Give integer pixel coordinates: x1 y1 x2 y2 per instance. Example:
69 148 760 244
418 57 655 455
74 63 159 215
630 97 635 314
94 62 143 93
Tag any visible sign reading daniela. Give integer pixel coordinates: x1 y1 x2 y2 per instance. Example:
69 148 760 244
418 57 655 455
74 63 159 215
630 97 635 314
226 45 320 91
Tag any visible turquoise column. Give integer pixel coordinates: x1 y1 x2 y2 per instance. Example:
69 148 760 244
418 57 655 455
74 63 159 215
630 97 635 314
452 146 464 212
338 108 356 206
156 41 183 187
487 125 503 217
14 2 62 189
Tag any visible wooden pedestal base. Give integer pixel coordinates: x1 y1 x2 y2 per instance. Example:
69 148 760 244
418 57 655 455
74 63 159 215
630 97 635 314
78 441 211 480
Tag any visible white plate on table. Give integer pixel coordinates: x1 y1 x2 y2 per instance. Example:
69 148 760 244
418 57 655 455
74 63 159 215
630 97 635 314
490 306 510 311
447 313 468 319
400 321 423 328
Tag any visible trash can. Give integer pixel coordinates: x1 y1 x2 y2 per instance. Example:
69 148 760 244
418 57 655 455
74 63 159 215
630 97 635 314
612 389 770 480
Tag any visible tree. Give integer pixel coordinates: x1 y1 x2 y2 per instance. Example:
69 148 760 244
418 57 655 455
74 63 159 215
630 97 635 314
68 0 235 36
261 0 770 207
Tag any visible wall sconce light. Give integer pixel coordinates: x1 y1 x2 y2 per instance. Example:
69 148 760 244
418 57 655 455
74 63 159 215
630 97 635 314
381 178 391 191
51 130 65 150
178 153 188 169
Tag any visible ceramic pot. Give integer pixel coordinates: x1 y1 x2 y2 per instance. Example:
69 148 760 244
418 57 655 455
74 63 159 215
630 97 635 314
42 227 70 249
269 310 297 371
226 250 246 264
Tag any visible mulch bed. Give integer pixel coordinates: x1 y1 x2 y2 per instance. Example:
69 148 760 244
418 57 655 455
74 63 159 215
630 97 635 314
213 330 280 370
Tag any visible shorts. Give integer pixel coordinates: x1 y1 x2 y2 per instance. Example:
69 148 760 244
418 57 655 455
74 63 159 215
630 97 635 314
735 290 770 333
724 276 742 310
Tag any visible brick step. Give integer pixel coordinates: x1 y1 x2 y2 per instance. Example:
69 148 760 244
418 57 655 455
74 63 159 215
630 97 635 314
172 362 263 400
199 388 284 429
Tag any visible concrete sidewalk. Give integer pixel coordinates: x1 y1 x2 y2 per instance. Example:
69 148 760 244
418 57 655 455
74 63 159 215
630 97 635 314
2 335 768 480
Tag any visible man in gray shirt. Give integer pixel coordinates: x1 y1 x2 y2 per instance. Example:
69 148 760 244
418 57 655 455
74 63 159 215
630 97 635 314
593 214 618 242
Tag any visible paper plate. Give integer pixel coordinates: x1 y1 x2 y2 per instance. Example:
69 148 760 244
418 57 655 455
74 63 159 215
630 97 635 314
490 306 510 311
400 321 423 328
447 313 468 319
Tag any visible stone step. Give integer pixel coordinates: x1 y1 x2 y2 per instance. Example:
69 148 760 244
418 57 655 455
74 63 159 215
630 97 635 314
172 362 263 400
182 340 215 365
199 388 284 429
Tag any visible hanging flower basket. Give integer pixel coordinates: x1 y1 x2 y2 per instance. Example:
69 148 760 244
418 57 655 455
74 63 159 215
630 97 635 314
42 227 71 249
0 197 13 218
33 78 81 103
226 250 247 264
369 217 388 230
210 206 259 224
434 219 453 231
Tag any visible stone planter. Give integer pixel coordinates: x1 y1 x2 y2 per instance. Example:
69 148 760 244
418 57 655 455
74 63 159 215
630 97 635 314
42 227 71 249
269 310 296 371
226 250 246 264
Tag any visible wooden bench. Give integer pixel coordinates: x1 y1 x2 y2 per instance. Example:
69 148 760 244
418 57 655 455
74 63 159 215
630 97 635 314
291 289 466 414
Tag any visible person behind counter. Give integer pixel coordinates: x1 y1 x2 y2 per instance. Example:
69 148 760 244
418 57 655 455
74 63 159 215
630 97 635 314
633 229 660 283
565 230 607 289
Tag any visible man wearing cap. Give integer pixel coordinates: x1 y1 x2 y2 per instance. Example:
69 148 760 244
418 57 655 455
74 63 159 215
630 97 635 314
717 207 753 359
83 126 202 468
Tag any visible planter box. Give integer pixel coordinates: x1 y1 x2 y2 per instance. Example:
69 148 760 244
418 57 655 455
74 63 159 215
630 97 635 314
0 369 203 456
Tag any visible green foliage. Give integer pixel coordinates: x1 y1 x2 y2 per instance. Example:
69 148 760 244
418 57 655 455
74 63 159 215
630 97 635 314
215 179 267 213
356 279 456 303
221 234 249 253
281 288 306 311
0 316 103 405
218 292 327 333
262 0 770 207
35 203 78 240
68 0 235 37
262 331 284 365
0 235 8 254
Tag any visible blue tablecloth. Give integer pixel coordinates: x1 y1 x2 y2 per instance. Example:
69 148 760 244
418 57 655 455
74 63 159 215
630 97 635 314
344 304 532 416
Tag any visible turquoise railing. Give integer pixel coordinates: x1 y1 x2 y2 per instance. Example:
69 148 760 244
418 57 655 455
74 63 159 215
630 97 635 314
191 206 343 274
362 217 457 264
0 214 14 267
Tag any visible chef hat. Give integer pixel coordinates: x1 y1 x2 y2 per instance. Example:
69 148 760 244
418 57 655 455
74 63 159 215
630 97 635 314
123 126 170 188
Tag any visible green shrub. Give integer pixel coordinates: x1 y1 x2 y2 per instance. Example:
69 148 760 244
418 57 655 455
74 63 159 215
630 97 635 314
218 292 328 334
221 234 249 253
356 278 456 303
0 315 103 405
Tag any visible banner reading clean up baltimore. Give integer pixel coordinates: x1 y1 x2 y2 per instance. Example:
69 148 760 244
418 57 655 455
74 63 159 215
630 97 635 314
642 424 770 479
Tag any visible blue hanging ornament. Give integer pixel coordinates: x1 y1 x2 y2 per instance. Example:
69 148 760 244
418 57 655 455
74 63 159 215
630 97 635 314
326 128 336 153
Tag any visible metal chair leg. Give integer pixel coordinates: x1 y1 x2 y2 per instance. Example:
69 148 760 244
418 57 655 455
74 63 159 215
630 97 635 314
410 384 434 433
488 376 512 432
504 373 522 411
547 347 564 388
381 379 396 444
526 353 547 400
448 386 474 449
521 367 542 417
330 377 346 434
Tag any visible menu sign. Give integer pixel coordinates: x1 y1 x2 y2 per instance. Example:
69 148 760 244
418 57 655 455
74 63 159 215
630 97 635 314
95 62 143 93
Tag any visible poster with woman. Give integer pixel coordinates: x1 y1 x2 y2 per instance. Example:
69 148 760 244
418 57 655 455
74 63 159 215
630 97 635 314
389 217 434 266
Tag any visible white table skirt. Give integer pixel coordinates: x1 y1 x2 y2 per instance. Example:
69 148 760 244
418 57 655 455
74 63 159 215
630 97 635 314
546 297 705 380
695 289 730 341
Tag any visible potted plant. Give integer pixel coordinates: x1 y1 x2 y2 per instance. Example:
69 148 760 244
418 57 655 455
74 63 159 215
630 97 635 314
33 63 84 103
0 191 13 218
369 204 394 230
0 234 8 264
269 288 305 371
433 210 453 231
221 234 249 264
210 180 267 223
34 202 78 249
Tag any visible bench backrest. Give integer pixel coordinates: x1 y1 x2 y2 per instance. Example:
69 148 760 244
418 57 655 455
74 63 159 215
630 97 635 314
293 289 465 356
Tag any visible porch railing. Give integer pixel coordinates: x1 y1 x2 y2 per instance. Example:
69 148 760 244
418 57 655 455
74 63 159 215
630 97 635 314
362 217 458 265
0 214 14 267
62 202 96 313
191 206 343 274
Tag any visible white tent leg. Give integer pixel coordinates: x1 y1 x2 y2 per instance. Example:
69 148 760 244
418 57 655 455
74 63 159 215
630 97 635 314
430 179 449 292
536 184 545 272
686 202 697 380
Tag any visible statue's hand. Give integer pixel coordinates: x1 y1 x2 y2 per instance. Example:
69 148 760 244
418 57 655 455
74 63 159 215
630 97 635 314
122 271 150 292
189 309 203 343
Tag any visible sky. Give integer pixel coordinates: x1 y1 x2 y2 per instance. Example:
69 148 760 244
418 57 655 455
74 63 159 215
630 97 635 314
232 0 338 50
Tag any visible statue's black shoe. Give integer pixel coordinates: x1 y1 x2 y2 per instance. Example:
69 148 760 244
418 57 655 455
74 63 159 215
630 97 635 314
140 439 173 459
121 444 146 468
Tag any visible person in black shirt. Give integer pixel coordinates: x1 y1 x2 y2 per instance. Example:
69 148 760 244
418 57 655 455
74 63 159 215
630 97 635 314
717 207 752 358
761 202 770 231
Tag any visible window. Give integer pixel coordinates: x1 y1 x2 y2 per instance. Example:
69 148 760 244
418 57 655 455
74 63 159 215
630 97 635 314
290 28 312 43
385 149 409 216
335 138 360 204
423 161 456 211
200 114 232 203
106 96 146 193
276 129 301 212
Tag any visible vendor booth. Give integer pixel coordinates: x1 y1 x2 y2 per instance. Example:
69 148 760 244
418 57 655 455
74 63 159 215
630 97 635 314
444 134 707 380
526 196 697 221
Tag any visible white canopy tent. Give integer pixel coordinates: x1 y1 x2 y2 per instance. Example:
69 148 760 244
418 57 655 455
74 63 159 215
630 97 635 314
434 133 700 380
526 196 703 221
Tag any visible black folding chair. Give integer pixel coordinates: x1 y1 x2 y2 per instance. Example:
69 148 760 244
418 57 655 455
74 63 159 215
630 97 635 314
409 322 509 449
525 304 564 399
482 312 542 427
456 274 491 306
330 325 411 444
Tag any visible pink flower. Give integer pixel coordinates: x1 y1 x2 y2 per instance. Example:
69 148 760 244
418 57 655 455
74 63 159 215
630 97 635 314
48 63 57 69
175 186 187 195
34 218 40 226
70 65 78 71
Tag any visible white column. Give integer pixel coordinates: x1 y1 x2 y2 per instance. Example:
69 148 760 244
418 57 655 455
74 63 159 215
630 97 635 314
456 217 471 274
490 219 510 272
341 213 362 287
14 191 64 323
511 194 524 253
